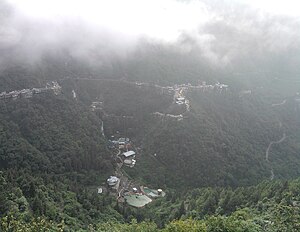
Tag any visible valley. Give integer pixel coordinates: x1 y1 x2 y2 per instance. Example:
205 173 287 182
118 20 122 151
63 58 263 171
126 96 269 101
0 69 299 231
1 0 300 229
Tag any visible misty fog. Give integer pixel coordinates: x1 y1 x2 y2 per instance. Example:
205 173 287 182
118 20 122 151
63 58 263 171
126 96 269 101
0 0 299 79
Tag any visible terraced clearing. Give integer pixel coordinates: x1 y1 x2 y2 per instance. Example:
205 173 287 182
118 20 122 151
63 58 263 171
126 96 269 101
143 187 166 198
124 194 152 208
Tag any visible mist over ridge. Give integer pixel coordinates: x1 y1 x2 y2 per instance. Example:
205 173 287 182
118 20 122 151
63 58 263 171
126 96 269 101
0 0 299 77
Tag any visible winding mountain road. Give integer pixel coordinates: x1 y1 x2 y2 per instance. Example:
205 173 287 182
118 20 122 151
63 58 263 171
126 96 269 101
265 133 287 162
266 99 288 180
265 132 287 180
272 99 286 107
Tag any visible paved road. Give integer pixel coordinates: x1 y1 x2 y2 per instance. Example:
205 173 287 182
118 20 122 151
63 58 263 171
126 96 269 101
272 99 286 107
266 99 289 180
265 132 287 180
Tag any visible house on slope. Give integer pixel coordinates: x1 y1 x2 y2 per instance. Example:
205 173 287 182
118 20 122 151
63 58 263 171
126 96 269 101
107 176 119 186
122 150 136 167
122 150 136 159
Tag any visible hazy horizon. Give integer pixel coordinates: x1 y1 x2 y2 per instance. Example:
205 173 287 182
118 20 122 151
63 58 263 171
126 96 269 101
1 0 299 73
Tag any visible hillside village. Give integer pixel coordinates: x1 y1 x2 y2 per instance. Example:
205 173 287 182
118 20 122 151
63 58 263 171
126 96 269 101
102 137 165 208
92 80 230 207
0 78 232 208
135 81 229 94
0 81 62 100
151 81 229 121
1 77 299 211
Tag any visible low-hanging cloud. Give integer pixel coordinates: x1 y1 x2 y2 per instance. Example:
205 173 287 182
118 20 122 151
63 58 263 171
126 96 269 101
1 0 300 70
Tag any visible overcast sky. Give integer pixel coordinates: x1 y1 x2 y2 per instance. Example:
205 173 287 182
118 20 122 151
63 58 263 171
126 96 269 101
5 0 300 41
1 0 300 68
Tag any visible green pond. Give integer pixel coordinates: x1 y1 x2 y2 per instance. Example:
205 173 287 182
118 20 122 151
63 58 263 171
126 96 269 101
124 194 152 208
143 187 166 198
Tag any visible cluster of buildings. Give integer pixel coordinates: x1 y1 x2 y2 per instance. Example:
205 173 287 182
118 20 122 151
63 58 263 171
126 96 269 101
186 81 229 92
105 173 165 208
108 137 137 168
160 82 229 95
173 86 188 106
174 88 190 111
109 137 132 151
90 101 103 111
122 150 136 168
175 97 186 105
152 112 184 122
135 81 229 100
102 133 165 208
0 81 61 101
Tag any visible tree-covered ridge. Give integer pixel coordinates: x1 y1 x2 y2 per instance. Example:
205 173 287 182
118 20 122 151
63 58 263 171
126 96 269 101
0 92 123 229
60 78 173 116
126 86 299 189
2 178 300 231
0 59 299 231
55 77 300 191
0 93 112 173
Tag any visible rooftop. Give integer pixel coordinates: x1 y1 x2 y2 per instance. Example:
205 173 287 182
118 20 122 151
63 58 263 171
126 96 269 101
107 176 119 183
123 150 136 157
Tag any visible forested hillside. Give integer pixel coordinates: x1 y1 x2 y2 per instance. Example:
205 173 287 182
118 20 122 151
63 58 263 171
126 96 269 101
2 177 300 231
126 88 300 189
0 51 299 230
0 88 124 229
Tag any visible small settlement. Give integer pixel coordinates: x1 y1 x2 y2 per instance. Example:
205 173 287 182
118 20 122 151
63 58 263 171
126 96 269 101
99 136 165 208
90 101 103 111
123 151 136 168
95 80 230 208
172 82 229 113
0 81 62 101
134 81 229 94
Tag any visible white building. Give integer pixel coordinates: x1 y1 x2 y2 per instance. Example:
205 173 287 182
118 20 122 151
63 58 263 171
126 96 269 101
176 97 185 102
118 138 129 145
122 150 136 158
124 158 136 168
107 176 119 186
72 90 77 99
97 187 103 194
176 101 185 105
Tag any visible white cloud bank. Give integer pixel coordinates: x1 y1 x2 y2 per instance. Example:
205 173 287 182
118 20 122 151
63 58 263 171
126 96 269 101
7 0 214 42
1 0 299 68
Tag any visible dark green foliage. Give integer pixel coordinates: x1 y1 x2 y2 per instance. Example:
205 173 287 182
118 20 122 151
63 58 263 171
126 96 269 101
0 92 121 229
0 51 299 231
0 94 112 173
128 89 299 189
